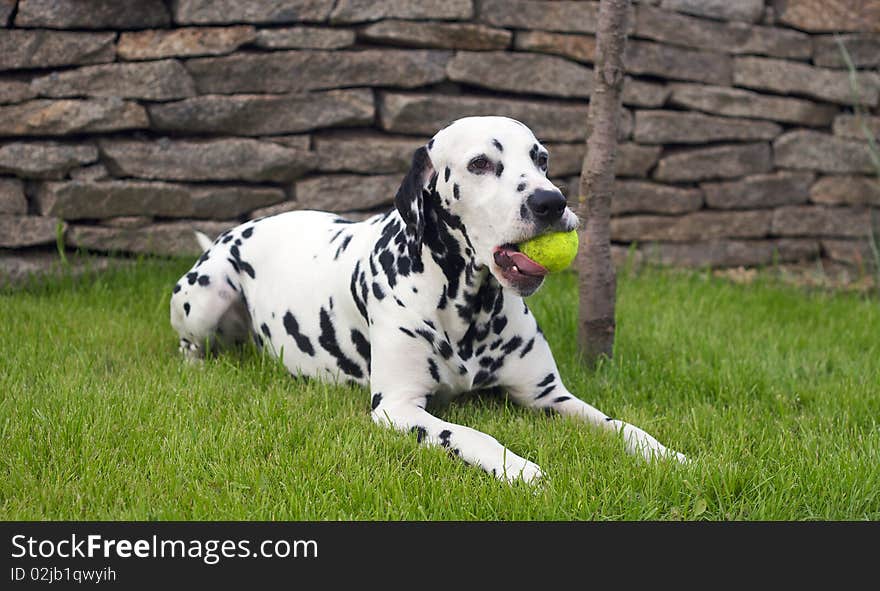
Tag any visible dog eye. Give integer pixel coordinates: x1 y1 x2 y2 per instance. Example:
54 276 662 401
467 155 493 174
537 153 548 172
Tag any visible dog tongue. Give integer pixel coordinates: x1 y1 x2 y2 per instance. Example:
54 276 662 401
510 251 548 276
493 246 548 277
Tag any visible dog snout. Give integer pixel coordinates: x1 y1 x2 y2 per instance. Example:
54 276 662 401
526 189 567 224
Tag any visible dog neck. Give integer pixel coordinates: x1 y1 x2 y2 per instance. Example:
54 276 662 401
419 190 502 329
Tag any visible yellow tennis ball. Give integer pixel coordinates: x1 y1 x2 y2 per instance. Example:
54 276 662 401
519 230 579 273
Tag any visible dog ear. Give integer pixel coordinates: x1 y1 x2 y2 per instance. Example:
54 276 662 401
395 146 434 249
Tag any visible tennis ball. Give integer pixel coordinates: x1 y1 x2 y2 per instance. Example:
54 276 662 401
518 230 579 273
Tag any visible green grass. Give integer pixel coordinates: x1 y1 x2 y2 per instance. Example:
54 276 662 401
1 258 878 520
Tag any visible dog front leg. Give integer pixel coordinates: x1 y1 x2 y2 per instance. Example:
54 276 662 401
370 394 543 484
543 389 688 463
503 335 687 463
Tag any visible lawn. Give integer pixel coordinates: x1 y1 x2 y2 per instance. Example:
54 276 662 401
1 257 878 520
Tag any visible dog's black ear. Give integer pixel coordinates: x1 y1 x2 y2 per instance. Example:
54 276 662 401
395 146 434 248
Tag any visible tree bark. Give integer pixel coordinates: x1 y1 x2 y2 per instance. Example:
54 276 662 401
576 0 630 365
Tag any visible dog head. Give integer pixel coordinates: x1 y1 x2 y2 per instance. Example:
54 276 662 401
395 116 578 297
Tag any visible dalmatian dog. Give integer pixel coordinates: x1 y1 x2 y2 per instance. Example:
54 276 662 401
170 116 686 483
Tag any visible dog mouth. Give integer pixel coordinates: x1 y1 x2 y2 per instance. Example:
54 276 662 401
492 243 548 295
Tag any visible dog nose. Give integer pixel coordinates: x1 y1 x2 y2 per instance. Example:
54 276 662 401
526 189 567 224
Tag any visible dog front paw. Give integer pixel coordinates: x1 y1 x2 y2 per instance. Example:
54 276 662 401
498 457 543 485
646 446 689 464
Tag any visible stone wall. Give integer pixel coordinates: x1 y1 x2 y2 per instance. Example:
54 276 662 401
1 0 879 272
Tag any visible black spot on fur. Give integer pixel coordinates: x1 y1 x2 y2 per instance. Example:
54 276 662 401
319 307 363 379
437 286 448 309
529 143 539 162
197 275 210 286
196 250 210 267
517 182 526 192
374 219 401 254
183 302 190 316
359 271 370 315
491 288 504 315
415 328 434 346
492 316 507 334
351 329 371 369
411 425 427 444
500 336 522 355
371 392 382 411
453 184 460 200
229 245 255 279
536 384 556 399
241 227 254 239
222 234 233 244
225 276 237 292
260 323 271 338
397 255 411 277
378 250 397 287
439 429 452 448
438 339 453 360
495 162 504 177
186 272 198 285
428 358 440 382
428 139 434 149
334 235 353 260
227 257 240 273
372 282 385 300
444 166 451 182
173 283 181 294
283 311 315 356
538 373 555 387
473 370 492 387
399 327 415 338
350 261 368 322
553 396 571 404
520 337 535 358
492 138 503 152
457 324 476 361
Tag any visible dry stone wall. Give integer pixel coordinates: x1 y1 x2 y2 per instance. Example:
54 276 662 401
0 0 879 272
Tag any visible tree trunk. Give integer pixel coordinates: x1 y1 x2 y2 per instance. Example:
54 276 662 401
576 0 630 365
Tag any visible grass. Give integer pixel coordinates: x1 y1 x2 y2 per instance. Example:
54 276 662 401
1 258 878 520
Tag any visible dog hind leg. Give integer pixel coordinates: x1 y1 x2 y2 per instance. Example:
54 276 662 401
170 251 249 362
